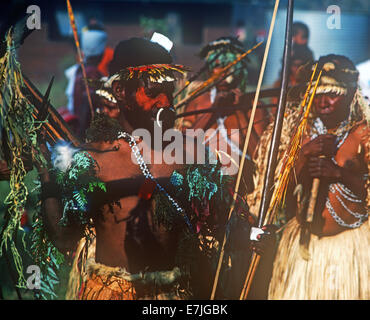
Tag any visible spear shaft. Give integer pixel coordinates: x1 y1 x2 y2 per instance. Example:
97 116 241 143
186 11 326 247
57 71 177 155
66 0 94 120
240 0 295 300
210 0 280 300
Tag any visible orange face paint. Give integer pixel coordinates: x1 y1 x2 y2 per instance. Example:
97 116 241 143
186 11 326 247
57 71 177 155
134 86 171 111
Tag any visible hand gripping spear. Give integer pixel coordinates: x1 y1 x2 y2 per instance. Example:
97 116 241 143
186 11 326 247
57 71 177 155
210 0 282 300
240 0 295 300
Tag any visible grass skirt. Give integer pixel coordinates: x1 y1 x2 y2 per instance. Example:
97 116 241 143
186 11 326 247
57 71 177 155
66 237 187 300
268 218 370 300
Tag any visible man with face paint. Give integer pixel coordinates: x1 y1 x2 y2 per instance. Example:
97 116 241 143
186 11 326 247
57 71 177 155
37 37 276 300
39 38 189 300
250 55 369 300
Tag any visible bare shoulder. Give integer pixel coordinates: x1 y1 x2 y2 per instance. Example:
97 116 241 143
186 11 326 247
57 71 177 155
83 139 139 181
351 121 369 144
85 139 131 158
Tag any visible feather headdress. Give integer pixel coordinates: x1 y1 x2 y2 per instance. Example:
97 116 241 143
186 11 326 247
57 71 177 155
100 64 189 89
289 55 369 124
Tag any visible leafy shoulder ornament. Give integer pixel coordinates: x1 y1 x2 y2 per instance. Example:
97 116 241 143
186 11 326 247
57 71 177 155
51 143 106 230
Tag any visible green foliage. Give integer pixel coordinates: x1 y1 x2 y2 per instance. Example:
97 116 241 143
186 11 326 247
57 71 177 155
140 16 168 37
154 157 233 284
30 214 64 300
55 150 106 228
0 28 47 288
155 156 232 230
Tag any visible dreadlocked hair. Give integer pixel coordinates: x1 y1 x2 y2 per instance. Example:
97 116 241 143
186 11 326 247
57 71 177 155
85 113 123 143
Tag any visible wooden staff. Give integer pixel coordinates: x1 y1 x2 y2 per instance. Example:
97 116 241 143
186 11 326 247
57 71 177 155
306 178 320 223
66 0 94 119
210 0 280 300
240 0 295 300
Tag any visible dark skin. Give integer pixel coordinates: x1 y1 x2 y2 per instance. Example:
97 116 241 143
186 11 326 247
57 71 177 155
40 76 275 299
287 90 369 236
292 30 308 46
42 80 183 272
96 96 121 120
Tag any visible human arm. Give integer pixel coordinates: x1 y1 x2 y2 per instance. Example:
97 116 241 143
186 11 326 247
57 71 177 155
38 165 84 254
293 134 337 179
308 152 367 200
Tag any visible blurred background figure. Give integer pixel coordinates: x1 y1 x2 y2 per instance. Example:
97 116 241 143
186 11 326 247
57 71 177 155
270 22 314 111
273 41 314 90
292 21 310 46
64 22 111 140
234 19 247 44
291 21 314 67
356 59 370 100
58 107 80 136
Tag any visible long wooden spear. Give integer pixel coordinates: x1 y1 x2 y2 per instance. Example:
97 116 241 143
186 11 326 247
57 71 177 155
66 0 94 119
210 0 280 300
239 0 295 300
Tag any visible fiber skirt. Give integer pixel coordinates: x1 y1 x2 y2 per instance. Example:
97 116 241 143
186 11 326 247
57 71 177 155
268 218 370 300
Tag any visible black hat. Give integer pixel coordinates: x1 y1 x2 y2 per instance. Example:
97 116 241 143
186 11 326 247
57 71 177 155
108 37 173 76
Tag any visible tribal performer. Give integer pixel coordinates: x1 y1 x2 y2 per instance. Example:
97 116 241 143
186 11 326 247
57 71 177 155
37 37 275 300
67 23 108 139
180 37 269 192
249 54 369 300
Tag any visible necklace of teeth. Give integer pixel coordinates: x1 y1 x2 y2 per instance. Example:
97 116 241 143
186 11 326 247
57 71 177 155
117 131 193 231
311 118 368 228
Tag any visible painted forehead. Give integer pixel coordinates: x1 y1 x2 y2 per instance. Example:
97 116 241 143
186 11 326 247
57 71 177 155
141 79 175 98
